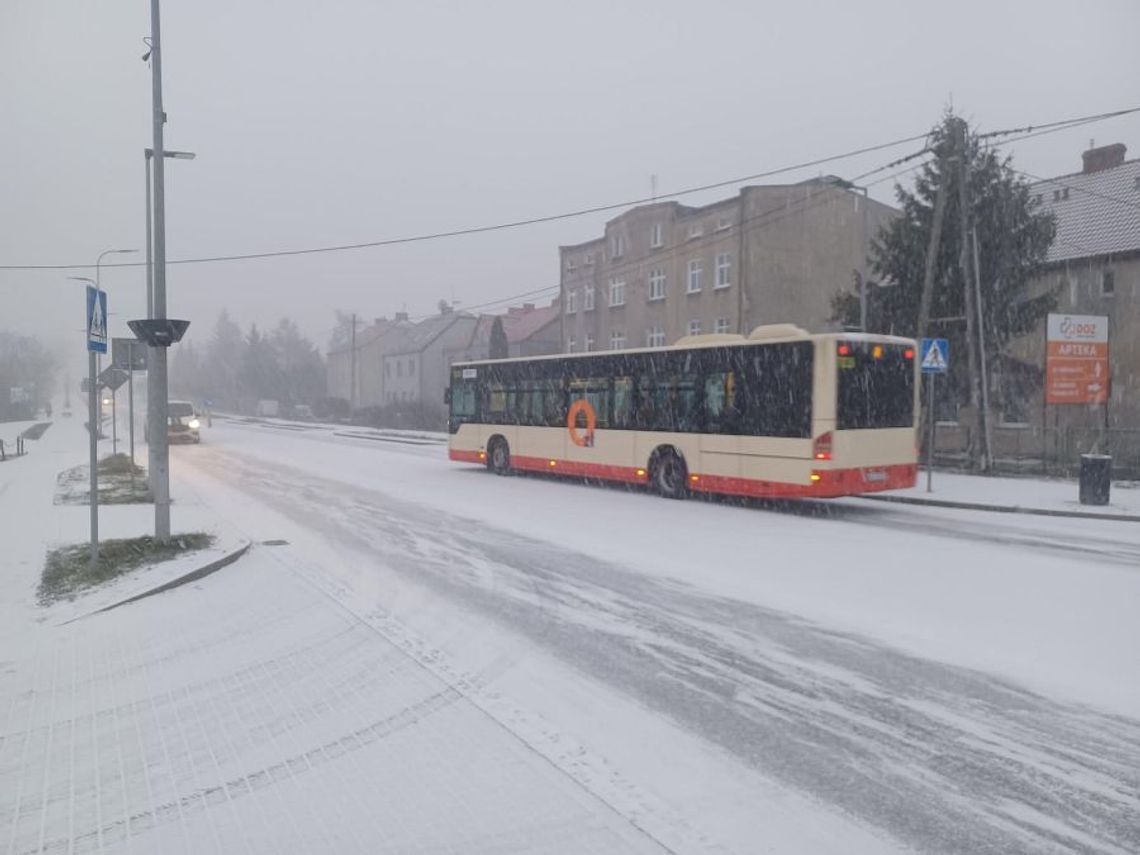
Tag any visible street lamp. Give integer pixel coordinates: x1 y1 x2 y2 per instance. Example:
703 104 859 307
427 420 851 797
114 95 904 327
144 149 195 320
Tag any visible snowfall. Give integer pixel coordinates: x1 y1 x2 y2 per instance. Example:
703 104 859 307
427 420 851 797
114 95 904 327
1 415 1138 854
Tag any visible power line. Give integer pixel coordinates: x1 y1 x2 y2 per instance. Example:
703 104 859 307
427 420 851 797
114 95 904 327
976 106 1140 140
0 131 934 272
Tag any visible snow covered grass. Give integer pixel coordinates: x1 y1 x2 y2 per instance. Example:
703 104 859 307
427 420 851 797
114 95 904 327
55 452 152 504
38 531 215 605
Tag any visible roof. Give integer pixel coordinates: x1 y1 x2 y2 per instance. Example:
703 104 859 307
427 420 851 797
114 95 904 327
454 329 915 368
1031 157 1140 263
500 302 559 343
383 311 474 356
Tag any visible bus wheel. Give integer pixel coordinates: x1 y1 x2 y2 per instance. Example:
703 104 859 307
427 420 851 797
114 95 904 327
488 437 511 475
652 449 688 499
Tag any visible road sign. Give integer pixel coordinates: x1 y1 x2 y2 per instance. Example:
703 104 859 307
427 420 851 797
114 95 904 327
98 367 129 392
1046 314 1109 404
111 337 148 371
920 338 949 374
86 286 108 353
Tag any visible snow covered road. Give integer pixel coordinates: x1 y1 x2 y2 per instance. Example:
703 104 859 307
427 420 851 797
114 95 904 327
169 420 1140 854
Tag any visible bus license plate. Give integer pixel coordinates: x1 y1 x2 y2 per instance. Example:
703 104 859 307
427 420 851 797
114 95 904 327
862 469 888 483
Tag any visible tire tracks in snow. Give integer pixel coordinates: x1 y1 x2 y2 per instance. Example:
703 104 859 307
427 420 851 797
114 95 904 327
186 449 1140 855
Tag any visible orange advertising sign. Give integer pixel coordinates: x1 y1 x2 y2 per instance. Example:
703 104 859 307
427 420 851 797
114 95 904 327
1045 313 1109 404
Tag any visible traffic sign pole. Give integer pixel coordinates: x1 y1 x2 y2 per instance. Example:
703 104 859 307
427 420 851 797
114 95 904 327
927 373 935 493
111 387 118 455
128 343 135 468
88 349 99 565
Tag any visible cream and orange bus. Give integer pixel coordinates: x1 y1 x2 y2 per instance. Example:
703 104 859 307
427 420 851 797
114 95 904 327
447 324 918 499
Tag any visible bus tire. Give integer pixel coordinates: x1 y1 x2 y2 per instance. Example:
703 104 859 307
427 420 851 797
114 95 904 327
651 448 688 499
487 436 511 475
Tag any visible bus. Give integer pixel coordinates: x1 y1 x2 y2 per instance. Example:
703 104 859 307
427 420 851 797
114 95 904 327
446 324 918 499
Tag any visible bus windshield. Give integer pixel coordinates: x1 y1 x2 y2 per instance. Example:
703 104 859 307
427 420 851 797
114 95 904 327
836 342 914 429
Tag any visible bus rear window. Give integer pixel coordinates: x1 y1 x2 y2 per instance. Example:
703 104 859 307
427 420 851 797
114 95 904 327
837 343 914 429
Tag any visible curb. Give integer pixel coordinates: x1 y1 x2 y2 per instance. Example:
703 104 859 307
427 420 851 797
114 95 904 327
859 493 1140 523
60 540 252 625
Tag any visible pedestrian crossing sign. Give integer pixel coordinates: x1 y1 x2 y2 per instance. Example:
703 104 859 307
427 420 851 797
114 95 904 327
920 337 948 374
86 286 108 353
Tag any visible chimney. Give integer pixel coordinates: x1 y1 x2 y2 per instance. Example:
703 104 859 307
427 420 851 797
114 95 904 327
394 311 409 322
522 302 535 311
1082 143 1126 174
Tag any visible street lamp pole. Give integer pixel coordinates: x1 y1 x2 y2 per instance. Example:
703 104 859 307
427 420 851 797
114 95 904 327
149 0 173 542
144 149 194 320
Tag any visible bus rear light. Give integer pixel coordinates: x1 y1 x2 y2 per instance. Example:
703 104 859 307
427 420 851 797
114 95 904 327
904 348 914 360
813 431 833 461
837 344 851 356
810 472 822 483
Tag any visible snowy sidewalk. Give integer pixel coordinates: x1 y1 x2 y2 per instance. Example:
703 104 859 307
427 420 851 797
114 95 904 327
862 469 1140 520
0 420 669 854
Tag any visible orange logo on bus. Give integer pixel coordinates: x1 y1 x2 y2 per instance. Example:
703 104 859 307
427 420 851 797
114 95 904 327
567 399 596 447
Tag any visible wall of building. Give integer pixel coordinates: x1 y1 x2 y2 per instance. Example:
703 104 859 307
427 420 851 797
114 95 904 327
559 182 896 353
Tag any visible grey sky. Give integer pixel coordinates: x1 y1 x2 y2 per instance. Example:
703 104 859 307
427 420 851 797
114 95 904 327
2 0 1138 380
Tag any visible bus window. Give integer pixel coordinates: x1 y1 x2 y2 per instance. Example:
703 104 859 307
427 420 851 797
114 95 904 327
704 371 741 432
487 382 508 418
613 376 634 428
570 378 610 428
837 343 914 429
638 374 698 432
743 342 813 438
449 380 478 421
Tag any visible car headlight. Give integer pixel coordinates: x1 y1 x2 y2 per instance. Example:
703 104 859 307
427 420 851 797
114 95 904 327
188 418 201 429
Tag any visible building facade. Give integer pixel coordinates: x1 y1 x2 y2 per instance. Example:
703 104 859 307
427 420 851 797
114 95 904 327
1008 143 1140 454
559 178 897 352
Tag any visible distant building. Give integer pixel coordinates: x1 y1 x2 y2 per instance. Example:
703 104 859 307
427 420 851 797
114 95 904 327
326 299 564 425
454 299 562 362
559 178 897 353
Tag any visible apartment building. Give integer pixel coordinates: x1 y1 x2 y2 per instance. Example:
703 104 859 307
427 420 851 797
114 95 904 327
559 177 897 352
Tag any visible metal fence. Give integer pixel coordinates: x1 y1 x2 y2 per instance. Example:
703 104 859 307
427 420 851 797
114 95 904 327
927 424 1140 479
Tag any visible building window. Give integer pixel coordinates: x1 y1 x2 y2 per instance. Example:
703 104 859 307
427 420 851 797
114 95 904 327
650 223 664 248
566 289 578 314
584 253 594 265
1102 269 1115 297
715 253 731 288
409 358 415 375
609 330 626 350
715 317 730 334
610 234 625 259
716 215 732 231
566 257 576 272
646 327 665 348
609 278 626 307
687 319 702 336
585 335 595 352
584 284 595 311
648 268 666 301
568 337 576 353
396 361 403 378
688 222 703 240
385 363 390 377
687 259 703 293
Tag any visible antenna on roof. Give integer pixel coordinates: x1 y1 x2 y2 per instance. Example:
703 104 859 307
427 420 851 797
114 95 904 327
650 174 658 200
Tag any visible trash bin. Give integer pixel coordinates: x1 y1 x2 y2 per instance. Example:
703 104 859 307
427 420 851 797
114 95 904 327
1079 454 1111 506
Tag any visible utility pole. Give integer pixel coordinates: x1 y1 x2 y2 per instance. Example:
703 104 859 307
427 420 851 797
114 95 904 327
955 118 986 471
916 139 950 448
149 0 172 541
350 312 357 413
972 225 993 469
916 164 949 344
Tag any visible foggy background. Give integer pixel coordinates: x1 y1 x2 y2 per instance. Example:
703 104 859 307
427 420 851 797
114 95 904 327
2 0 1138 382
